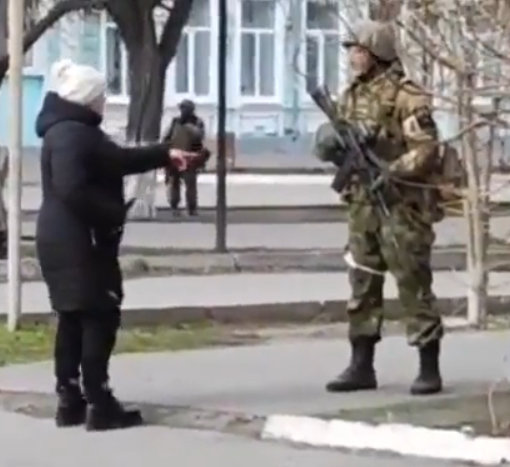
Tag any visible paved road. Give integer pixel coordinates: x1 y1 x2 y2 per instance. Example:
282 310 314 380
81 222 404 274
17 136 510 174
0 330 507 466
18 177 341 210
19 143 326 182
22 218 510 249
119 218 510 249
1 330 506 415
13 170 510 210
2 271 509 314
0 411 444 467
20 144 330 182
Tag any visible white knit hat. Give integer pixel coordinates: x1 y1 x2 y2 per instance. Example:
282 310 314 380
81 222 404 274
50 59 106 106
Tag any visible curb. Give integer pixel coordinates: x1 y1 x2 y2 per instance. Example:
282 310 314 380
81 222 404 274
20 205 510 223
5 249 510 282
0 387 506 464
261 414 509 464
22 167 510 176
9 295 510 327
21 205 346 225
204 168 336 175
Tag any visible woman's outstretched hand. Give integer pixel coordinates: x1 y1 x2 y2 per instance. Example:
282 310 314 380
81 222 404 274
169 148 198 171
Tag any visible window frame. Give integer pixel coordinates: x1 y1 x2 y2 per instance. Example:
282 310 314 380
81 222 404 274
100 14 129 104
169 0 216 103
300 0 343 104
171 26 214 99
234 0 284 105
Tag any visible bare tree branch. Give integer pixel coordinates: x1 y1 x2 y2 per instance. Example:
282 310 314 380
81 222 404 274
159 0 194 65
0 0 108 81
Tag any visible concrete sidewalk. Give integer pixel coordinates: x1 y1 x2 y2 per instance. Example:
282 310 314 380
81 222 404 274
0 330 506 414
0 413 403 467
0 330 507 465
1 272 510 326
13 173 510 211
18 217 510 250
17 177 340 211
118 218 510 249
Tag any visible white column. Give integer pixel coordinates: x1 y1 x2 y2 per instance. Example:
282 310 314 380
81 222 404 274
227 0 239 133
6 0 24 331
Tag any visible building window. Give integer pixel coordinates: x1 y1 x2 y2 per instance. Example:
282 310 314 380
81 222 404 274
174 0 211 96
104 17 128 96
304 0 340 93
240 0 276 98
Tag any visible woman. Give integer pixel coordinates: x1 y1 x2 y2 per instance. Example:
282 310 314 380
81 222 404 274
35 59 188 431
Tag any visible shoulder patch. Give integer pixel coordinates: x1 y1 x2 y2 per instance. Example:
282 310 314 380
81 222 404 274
414 107 435 129
402 107 436 141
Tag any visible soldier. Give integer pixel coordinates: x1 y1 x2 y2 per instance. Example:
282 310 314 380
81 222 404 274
317 20 444 395
0 147 8 259
162 99 209 216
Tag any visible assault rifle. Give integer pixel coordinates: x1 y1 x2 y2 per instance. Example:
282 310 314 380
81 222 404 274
309 85 391 217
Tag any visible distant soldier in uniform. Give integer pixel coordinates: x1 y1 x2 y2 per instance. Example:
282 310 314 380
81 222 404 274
0 147 8 258
316 20 444 395
162 99 209 216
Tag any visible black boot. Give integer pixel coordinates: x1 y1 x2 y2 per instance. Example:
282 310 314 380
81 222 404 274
326 337 378 392
55 383 86 427
85 387 143 432
410 340 443 395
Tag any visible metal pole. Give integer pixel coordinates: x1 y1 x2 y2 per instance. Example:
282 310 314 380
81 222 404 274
7 0 24 331
215 0 228 252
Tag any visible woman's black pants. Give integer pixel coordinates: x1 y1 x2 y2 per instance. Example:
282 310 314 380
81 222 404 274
54 309 121 403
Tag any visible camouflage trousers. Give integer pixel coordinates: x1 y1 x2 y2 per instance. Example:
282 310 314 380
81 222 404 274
346 201 443 346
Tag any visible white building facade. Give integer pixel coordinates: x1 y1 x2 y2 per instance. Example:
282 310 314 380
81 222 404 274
91 0 365 137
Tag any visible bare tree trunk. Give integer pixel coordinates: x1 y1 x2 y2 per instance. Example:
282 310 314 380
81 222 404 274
115 0 193 220
125 47 166 220
126 50 165 142
460 74 489 327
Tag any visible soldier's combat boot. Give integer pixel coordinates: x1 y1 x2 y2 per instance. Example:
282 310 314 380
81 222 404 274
326 336 378 392
85 387 143 431
55 382 87 427
410 340 443 395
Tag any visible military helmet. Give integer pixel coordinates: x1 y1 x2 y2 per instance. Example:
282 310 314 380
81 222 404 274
179 98 196 113
313 122 343 163
342 19 397 62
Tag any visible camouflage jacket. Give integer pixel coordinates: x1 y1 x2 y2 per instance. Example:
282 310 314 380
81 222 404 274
338 65 440 214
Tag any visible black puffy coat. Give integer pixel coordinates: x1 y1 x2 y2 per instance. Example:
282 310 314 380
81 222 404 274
35 92 169 312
